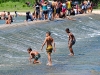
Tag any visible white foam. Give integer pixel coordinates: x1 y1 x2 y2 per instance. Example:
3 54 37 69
89 17 93 19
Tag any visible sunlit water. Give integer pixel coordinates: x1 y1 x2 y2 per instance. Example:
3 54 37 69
0 14 100 75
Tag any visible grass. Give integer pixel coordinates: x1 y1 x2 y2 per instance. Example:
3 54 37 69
0 1 35 12
98 3 100 9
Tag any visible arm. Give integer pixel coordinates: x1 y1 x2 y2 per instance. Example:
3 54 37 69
52 39 56 52
29 53 33 63
41 38 47 50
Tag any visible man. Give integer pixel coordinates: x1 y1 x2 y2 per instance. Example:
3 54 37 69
27 48 41 64
34 2 41 20
66 0 72 16
65 28 76 56
41 31 56 66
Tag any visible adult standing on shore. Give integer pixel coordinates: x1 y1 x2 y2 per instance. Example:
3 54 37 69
42 1 48 20
41 31 56 66
65 28 76 56
34 1 41 20
66 0 72 16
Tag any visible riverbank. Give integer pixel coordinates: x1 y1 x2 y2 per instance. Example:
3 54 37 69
0 9 100 16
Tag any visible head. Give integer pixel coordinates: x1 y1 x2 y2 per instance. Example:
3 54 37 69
65 28 70 33
8 12 10 15
46 31 51 37
6 17 8 20
27 47 32 53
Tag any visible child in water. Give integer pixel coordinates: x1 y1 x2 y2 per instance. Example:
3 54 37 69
27 48 41 64
5 17 11 24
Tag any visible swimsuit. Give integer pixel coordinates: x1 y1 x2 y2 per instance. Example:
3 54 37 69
34 54 41 61
69 40 75 45
46 45 53 53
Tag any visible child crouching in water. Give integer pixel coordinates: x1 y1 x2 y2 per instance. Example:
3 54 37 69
27 48 41 64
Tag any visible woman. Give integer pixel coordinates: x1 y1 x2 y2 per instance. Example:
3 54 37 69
42 1 48 20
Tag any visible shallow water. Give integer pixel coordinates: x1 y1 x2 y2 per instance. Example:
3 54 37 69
0 14 100 75
0 16 25 24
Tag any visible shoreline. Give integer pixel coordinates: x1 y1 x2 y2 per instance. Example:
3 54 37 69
0 9 100 16
0 10 100 29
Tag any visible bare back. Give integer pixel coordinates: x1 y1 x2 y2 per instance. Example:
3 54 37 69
68 32 75 41
46 36 53 47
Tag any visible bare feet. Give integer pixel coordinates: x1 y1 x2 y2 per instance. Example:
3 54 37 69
46 63 52 66
68 53 74 56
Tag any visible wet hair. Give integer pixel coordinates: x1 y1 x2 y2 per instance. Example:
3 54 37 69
65 28 70 32
46 31 51 35
27 47 32 51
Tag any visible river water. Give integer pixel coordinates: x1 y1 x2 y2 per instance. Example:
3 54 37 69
0 14 100 75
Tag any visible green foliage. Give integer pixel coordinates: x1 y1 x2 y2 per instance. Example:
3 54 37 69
0 1 34 12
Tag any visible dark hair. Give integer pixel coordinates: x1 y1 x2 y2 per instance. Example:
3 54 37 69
46 31 51 35
27 47 32 51
6 17 8 20
65 28 69 32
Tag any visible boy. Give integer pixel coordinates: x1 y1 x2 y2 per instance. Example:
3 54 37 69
41 31 56 66
65 28 76 56
27 48 41 64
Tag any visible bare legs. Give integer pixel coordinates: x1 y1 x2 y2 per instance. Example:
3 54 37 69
68 44 74 56
47 52 52 66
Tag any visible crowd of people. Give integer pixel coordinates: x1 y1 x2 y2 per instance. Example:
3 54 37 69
26 0 93 21
0 0 93 24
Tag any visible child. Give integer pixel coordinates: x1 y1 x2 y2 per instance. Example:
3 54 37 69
27 48 41 64
65 28 76 56
5 17 11 24
41 31 56 66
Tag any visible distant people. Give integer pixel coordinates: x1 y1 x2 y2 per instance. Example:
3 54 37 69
62 2 66 18
41 31 56 66
47 2 53 20
42 1 48 20
55 1 61 18
87 0 91 13
15 11 17 17
52 0 57 19
65 28 76 56
34 2 41 20
66 0 72 16
83 0 88 13
5 17 11 24
7 12 13 23
26 11 33 21
27 48 41 64
1 11 6 20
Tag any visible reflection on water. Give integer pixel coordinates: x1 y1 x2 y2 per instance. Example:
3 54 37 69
0 14 100 75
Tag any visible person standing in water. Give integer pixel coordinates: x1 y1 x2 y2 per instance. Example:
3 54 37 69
41 31 56 66
65 28 76 56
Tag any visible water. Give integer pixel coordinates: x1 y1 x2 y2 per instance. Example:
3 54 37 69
0 16 25 24
0 14 100 75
